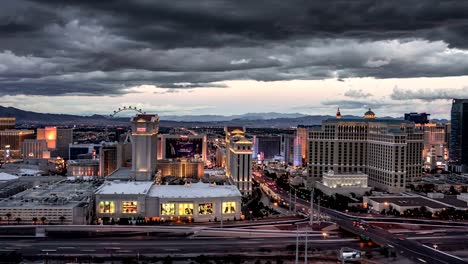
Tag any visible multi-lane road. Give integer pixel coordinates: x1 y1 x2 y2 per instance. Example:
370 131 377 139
254 168 468 264
0 235 363 261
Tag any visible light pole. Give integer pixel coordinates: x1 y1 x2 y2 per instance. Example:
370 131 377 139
294 189 297 212
317 198 321 227
304 229 308 263
310 189 314 228
295 224 299 264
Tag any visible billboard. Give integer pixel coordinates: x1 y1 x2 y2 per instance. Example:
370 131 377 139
165 137 203 159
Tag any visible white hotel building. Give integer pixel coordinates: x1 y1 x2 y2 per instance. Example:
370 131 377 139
308 109 424 193
95 181 241 222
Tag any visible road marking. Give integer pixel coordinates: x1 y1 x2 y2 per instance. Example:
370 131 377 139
421 244 465 261
417 258 427 263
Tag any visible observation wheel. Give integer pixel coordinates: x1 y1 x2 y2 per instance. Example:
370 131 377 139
110 106 145 118
105 106 146 142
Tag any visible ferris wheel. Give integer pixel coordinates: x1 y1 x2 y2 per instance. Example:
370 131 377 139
105 106 146 142
109 106 145 118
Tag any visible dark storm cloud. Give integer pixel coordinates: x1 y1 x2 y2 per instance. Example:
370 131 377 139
1 0 468 96
390 87 468 102
25 0 468 48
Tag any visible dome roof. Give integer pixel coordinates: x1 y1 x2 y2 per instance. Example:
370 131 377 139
364 108 376 119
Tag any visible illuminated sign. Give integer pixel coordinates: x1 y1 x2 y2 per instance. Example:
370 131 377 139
99 201 115 213
122 201 138 213
137 127 146 132
165 137 203 159
178 203 194 215
222 202 236 214
198 203 213 215
161 203 175 215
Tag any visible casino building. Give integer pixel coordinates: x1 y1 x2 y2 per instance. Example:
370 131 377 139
94 114 242 223
308 109 424 193
95 181 241 223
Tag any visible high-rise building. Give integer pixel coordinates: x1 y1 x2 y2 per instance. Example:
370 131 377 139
308 110 423 193
281 134 295 164
405 112 430 125
36 127 57 149
449 99 468 172
54 128 73 159
0 130 35 159
99 143 123 177
225 127 252 195
37 127 73 159
0 117 15 131
131 114 159 181
293 136 302 167
417 123 448 170
21 139 48 159
297 125 318 164
255 135 281 160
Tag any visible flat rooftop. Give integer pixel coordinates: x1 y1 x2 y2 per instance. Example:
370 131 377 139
96 181 153 195
149 182 241 198
106 167 133 181
433 195 468 209
0 172 18 182
0 180 97 208
369 196 447 209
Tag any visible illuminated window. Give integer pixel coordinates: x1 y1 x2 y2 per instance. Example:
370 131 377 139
161 203 175 215
222 202 236 214
122 201 138 214
178 203 194 215
198 203 213 215
99 201 115 213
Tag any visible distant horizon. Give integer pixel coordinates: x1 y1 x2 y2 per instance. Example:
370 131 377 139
1 105 450 122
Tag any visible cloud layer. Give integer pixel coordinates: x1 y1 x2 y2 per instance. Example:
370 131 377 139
1 0 468 98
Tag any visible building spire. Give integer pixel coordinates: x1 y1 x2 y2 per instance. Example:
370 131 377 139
336 107 342 119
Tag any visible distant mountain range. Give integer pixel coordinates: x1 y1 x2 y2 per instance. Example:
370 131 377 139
161 112 308 122
0 106 448 128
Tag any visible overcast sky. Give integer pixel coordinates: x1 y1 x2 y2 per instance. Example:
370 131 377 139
1 0 468 118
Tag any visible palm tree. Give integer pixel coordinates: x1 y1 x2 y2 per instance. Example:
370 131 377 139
32 217 38 225
15 217 21 225
5 213 11 225
59 216 66 225
40 217 47 225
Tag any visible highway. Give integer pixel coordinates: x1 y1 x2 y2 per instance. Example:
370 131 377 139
253 169 468 264
0 236 363 260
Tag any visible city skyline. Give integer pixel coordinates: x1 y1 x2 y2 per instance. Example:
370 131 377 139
2 1 468 118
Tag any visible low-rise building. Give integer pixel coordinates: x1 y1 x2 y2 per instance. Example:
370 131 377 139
0 180 97 224
67 159 100 177
95 181 241 223
315 170 371 197
365 194 468 214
